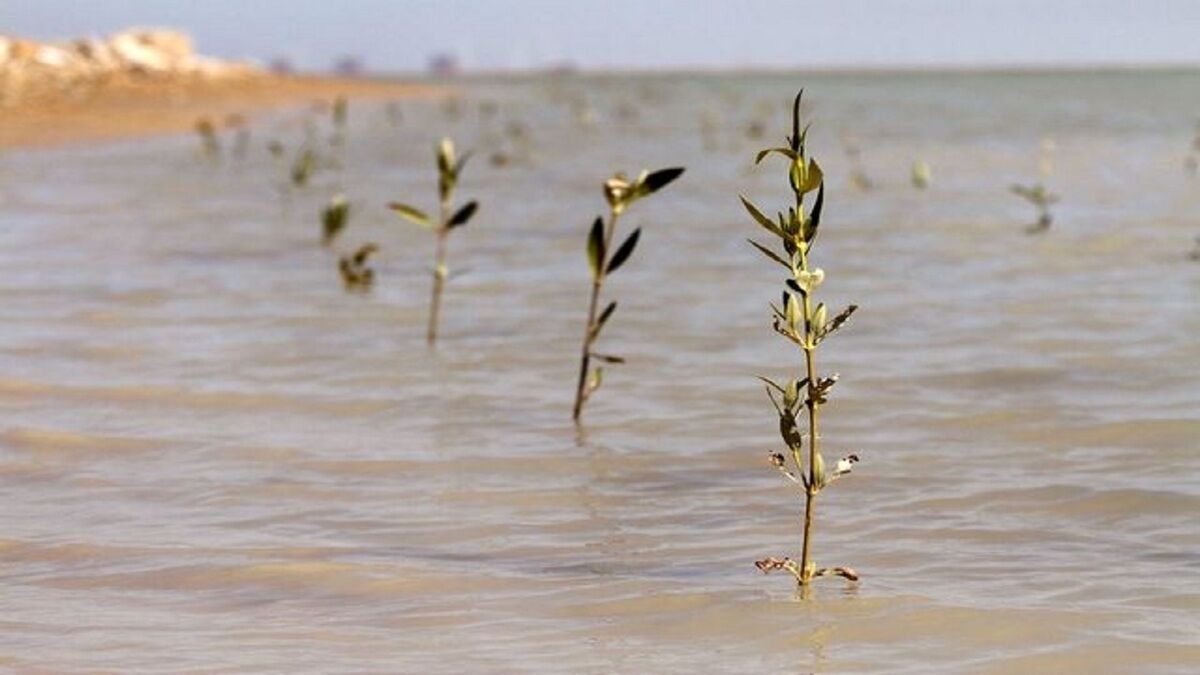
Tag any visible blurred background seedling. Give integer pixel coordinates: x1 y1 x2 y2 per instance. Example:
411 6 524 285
225 114 250 162
841 133 875 191
321 193 350 246
338 243 378 293
388 137 479 345
1010 182 1059 234
194 117 220 162
911 159 932 189
572 166 684 422
743 90 861 590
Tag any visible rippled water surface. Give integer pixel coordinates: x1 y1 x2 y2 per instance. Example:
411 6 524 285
2 71 1199 673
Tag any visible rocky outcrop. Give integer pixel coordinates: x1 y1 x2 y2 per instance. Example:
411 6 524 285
0 28 259 106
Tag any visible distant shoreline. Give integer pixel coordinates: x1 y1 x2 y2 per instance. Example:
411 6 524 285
0 73 444 151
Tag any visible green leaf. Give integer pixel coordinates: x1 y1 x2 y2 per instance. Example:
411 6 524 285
805 182 825 244
754 147 797 165
436 137 455 176
388 202 432 229
447 200 478 228
789 89 804 151
606 228 640 274
757 375 785 393
779 411 804 450
801 158 824 195
740 196 786 239
813 452 826 489
586 217 605 279
453 151 473 179
747 239 790 268
641 167 684 195
592 301 617 339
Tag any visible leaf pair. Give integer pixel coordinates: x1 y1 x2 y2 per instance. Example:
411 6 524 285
586 217 642 280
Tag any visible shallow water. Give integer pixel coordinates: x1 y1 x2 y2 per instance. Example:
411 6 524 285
2 71 1198 673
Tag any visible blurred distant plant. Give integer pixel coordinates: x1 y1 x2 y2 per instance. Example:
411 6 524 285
195 117 220 161
388 138 479 345
842 135 875 191
321 193 350 246
743 90 861 589
1188 235 1200 262
226 114 250 161
330 96 348 156
339 243 378 292
290 148 318 189
385 101 403 127
1010 183 1059 234
911 160 931 189
1185 120 1200 176
571 166 684 422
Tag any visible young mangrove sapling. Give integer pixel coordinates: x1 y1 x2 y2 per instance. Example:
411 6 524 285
743 90 861 589
388 137 479 345
571 166 684 422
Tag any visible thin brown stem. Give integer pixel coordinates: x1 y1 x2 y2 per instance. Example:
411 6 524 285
427 197 450 346
572 210 621 422
797 245 820 586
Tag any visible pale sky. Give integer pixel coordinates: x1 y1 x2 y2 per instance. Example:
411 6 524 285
3 0 1198 72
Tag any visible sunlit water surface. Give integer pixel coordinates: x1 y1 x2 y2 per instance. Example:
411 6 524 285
2 71 1199 673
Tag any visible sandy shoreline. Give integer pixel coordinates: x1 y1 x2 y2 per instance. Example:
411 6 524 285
0 74 444 150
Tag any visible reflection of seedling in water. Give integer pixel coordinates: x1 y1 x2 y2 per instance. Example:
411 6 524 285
1188 235 1200 261
339 243 378 292
572 166 685 422
1010 183 1059 234
742 90 861 590
911 160 931 189
321 193 350 246
195 117 220 161
388 138 479 345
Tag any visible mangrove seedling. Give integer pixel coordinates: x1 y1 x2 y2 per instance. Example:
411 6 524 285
842 134 875 191
1010 182 1059 234
195 117 220 161
321 193 350 246
290 148 318 189
388 137 479 345
339 243 378 293
911 160 932 189
743 90 861 589
571 166 685 422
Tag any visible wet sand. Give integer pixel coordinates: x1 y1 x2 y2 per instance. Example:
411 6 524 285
0 73 443 149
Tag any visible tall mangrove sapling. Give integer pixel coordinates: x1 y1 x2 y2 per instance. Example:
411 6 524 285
743 90 861 588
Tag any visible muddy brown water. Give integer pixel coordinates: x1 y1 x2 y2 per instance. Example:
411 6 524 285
2 71 1198 673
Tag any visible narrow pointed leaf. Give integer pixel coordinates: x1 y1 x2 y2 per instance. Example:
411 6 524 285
590 353 626 364
740 196 786 239
755 147 797 165
747 239 789 268
586 217 605 279
790 89 803 151
592 301 617 339
452 151 473 179
388 202 433 229
447 200 478 228
642 167 685 195
805 182 825 243
606 228 641 274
